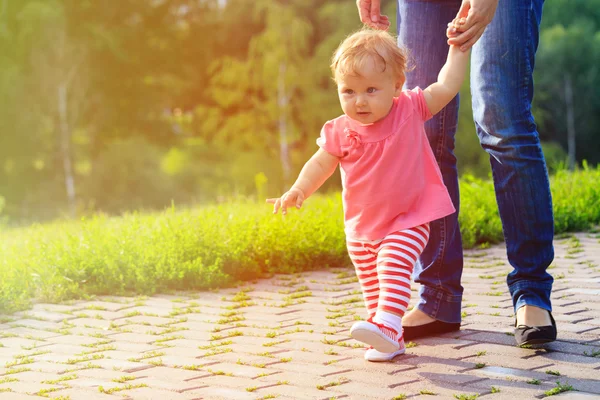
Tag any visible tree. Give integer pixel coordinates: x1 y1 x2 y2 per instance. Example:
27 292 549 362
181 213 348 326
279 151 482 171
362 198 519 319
534 20 600 166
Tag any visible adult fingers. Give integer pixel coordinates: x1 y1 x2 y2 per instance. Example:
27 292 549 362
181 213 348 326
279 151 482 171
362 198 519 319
370 0 382 23
357 0 371 25
456 0 471 21
447 23 480 47
366 19 390 30
374 15 390 30
458 26 485 51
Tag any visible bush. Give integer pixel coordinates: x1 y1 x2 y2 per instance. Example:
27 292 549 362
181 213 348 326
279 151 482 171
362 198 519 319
1 167 598 314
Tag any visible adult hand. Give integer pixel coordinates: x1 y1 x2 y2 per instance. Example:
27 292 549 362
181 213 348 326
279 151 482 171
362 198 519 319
356 0 390 30
447 0 498 51
266 188 305 215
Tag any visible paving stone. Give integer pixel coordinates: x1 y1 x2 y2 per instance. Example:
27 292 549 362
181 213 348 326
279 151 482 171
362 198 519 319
133 376 206 392
183 386 257 399
2 327 62 340
22 361 78 374
45 334 101 347
199 362 277 379
74 301 133 313
0 381 58 395
114 387 191 399
0 235 597 399
0 393 47 400
107 332 159 344
47 388 129 399
246 383 343 400
0 336 49 349
69 318 113 330
553 392 600 399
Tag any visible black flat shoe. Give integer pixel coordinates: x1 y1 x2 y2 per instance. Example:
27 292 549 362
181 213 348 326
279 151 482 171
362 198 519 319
514 312 557 346
403 320 461 340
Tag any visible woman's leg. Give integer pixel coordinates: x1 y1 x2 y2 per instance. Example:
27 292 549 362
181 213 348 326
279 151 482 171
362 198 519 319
397 0 464 329
470 0 554 325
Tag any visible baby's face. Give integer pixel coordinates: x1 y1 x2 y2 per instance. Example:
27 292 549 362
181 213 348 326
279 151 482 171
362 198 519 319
336 60 402 125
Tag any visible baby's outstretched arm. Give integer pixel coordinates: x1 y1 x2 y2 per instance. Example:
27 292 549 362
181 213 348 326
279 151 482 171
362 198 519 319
266 149 339 215
422 40 470 116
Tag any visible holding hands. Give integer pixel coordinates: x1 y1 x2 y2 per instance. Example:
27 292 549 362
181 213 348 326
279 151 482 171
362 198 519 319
355 0 498 51
447 0 498 51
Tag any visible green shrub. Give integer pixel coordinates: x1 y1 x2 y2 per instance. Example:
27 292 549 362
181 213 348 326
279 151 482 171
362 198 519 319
1 167 598 313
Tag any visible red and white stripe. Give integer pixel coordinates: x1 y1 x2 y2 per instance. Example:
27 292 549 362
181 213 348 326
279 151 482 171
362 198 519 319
347 224 430 318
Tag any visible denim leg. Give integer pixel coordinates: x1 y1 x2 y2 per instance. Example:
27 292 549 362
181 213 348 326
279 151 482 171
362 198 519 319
470 0 554 313
397 0 463 324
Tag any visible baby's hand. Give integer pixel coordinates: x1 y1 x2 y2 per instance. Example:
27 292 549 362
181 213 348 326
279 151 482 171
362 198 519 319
266 188 305 215
446 17 466 39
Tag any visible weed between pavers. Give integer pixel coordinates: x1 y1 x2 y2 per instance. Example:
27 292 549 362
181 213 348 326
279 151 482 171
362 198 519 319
99 383 148 394
583 348 600 357
262 339 289 347
61 362 101 373
207 369 233 376
544 381 574 396
112 375 136 383
199 340 233 350
316 377 349 390
78 345 116 355
453 394 479 400
126 350 164 362
202 347 232 357
36 387 63 396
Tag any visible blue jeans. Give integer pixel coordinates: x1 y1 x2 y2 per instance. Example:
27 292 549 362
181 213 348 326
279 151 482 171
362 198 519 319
397 0 555 323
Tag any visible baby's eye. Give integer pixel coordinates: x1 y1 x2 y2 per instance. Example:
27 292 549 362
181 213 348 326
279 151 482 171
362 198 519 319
367 87 377 93
343 89 354 95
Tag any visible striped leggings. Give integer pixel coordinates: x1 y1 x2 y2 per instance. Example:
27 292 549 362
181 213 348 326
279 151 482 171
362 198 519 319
346 223 430 318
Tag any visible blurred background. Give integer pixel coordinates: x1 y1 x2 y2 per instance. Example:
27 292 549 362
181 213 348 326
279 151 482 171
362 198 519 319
0 0 598 224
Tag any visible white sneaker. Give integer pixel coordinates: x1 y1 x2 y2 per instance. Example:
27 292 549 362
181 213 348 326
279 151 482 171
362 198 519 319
350 317 400 353
364 338 406 362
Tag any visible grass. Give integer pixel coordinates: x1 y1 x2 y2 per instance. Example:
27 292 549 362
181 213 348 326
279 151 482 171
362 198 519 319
544 381 574 397
1 167 599 313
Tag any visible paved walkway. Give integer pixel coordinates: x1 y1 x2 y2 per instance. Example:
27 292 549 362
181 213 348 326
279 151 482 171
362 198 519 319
1 232 599 400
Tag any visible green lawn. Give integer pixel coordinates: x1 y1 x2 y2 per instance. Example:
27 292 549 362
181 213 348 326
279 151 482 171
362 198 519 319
1 165 599 314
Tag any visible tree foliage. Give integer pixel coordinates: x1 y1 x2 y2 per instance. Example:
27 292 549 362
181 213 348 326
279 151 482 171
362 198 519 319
0 0 596 222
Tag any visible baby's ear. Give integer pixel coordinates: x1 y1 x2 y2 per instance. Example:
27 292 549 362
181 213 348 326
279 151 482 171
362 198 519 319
394 78 404 95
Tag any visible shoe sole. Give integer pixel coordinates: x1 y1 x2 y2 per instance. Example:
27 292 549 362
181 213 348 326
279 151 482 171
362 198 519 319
364 347 406 362
350 326 399 353
518 337 556 346
403 321 460 340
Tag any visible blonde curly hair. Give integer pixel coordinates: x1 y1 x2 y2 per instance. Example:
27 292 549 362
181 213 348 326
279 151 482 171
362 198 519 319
331 28 409 83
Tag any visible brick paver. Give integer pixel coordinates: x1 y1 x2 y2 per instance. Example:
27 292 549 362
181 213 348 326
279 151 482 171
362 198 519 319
1 232 599 399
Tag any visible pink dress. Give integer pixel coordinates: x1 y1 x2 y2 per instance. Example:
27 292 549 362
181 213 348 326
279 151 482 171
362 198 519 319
317 88 455 241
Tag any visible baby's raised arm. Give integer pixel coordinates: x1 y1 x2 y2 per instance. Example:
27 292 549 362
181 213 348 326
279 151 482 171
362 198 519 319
422 44 470 116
